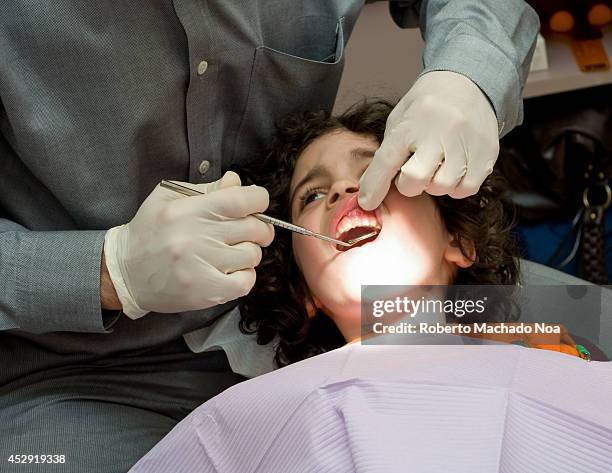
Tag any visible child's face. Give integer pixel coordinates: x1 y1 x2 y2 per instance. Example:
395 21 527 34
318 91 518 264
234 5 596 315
288 129 472 341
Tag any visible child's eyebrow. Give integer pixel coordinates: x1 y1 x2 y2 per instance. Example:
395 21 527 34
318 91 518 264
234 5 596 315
351 148 376 160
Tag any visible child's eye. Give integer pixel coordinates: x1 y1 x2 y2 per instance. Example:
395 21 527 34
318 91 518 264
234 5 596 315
299 187 326 209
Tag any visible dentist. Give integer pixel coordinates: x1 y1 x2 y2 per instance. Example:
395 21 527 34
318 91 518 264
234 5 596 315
0 1 539 472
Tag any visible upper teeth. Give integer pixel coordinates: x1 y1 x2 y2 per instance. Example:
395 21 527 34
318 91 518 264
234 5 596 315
335 215 381 238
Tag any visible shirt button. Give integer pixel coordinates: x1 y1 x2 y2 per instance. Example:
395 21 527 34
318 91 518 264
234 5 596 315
197 60 208 75
198 160 210 175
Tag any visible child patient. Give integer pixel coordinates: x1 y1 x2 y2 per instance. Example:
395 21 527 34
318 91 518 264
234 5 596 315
129 102 606 473
239 100 525 367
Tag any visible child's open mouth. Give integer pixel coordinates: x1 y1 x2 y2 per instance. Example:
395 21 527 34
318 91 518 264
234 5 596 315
330 195 382 251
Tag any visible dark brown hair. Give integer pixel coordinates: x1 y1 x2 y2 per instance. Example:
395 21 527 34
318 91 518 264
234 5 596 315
237 100 520 367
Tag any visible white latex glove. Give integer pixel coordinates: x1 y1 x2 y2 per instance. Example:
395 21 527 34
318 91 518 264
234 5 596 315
104 171 274 319
358 71 500 209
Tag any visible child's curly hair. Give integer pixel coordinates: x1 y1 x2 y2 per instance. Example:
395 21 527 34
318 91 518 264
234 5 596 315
237 100 520 367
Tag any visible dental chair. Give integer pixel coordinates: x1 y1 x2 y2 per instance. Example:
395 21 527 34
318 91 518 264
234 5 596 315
519 258 612 360
521 258 605 285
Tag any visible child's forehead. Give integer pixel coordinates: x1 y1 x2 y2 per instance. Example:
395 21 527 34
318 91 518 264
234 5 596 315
295 129 378 171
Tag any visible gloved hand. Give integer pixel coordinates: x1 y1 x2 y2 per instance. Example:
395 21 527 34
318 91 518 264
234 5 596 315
358 71 499 209
103 171 274 319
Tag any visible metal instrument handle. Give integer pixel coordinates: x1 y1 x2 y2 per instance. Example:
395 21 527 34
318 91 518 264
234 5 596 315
159 180 356 247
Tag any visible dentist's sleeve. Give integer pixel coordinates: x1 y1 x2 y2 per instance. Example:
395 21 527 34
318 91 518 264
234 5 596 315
0 216 109 333
390 0 540 135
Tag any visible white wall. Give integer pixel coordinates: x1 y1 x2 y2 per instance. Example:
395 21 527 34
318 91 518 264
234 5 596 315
334 2 425 112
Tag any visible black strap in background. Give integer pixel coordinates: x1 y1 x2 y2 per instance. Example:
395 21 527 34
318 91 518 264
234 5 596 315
581 213 609 284
579 158 611 285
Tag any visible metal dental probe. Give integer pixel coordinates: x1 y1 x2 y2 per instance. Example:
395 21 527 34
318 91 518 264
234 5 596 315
159 180 378 247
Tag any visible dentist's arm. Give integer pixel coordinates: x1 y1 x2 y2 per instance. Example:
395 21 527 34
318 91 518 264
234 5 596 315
359 0 540 206
100 249 121 310
1 171 273 333
0 216 110 333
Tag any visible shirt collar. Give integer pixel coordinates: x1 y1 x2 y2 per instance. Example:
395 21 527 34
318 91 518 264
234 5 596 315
183 306 277 378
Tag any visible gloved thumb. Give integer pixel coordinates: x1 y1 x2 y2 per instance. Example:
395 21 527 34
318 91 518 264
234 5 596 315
196 171 242 194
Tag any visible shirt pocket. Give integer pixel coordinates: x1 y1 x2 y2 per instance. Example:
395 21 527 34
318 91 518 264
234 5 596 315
231 16 346 167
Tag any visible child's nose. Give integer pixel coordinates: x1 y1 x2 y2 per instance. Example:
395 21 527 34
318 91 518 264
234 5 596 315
328 181 359 205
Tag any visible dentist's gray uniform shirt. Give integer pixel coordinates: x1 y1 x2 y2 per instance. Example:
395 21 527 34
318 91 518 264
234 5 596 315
0 1 539 472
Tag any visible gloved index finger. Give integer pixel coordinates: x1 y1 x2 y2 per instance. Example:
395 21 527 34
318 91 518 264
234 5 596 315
358 127 412 210
204 184 270 219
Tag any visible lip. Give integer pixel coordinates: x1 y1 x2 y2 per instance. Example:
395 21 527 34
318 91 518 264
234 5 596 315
328 193 380 242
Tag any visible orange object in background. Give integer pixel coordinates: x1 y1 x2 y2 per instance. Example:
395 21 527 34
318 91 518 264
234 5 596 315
463 323 587 359
588 3 612 26
528 0 611 71
550 10 575 32
572 37 611 70
547 2 612 31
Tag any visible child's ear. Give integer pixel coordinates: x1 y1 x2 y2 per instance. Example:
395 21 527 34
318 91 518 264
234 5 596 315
305 294 323 318
444 234 475 269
